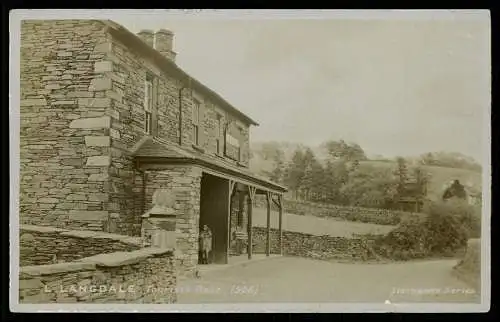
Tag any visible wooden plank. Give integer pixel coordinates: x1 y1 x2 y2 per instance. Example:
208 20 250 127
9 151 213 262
136 161 287 194
278 194 283 256
200 167 278 194
266 191 271 257
248 186 256 201
229 180 236 195
226 179 234 264
271 195 280 208
247 185 256 260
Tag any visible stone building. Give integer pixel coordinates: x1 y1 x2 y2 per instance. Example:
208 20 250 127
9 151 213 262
20 20 287 274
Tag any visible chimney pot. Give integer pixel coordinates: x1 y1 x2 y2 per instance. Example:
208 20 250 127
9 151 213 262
154 29 176 62
137 29 154 48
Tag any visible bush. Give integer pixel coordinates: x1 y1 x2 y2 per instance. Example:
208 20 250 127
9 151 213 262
371 200 475 260
427 199 481 239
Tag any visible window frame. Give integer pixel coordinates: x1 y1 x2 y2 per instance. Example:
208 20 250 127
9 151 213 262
216 114 224 156
144 75 154 135
145 111 152 135
224 130 241 162
192 99 201 146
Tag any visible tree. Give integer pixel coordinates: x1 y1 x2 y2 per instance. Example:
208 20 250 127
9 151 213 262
321 160 340 202
443 180 467 201
394 157 409 197
320 159 349 203
301 149 324 201
412 166 429 196
284 148 306 200
258 141 283 161
269 147 286 184
349 143 367 161
322 139 367 162
339 165 398 208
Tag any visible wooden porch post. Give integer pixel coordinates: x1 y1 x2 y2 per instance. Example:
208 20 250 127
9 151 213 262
278 194 283 256
266 191 271 257
247 186 256 260
227 180 236 264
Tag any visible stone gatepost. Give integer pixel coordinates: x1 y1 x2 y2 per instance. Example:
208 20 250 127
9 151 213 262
141 189 177 249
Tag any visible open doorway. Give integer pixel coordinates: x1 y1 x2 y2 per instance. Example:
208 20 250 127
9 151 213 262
199 173 231 264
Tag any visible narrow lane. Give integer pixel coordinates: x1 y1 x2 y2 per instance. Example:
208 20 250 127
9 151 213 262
176 257 480 303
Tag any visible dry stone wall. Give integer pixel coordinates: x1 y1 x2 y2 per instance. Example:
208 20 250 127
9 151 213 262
20 20 115 231
20 225 142 266
254 196 416 226
252 227 375 261
19 247 176 304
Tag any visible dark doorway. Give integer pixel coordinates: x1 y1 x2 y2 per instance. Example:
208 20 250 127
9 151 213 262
199 173 231 264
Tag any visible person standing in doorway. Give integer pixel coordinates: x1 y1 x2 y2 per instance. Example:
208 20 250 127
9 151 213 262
199 225 213 264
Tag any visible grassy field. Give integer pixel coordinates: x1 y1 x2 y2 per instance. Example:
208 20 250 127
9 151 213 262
252 208 396 238
358 160 482 201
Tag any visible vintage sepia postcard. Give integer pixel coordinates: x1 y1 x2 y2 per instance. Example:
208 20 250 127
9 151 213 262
9 9 491 313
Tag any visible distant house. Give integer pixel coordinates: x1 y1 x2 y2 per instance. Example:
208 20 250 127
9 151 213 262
441 180 481 206
397 177 428 213
20 20 287 273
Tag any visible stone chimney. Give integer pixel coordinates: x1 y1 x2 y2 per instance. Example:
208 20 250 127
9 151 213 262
137 29 154 47
154 29 177 62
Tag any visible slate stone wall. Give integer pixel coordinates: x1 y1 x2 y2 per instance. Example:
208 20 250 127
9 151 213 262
144 166 202 276
20 20 115 230
252 227 375 261
19 225 142 266
19 247 177 303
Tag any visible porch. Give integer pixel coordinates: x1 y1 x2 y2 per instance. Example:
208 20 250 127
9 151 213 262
133 137 287 269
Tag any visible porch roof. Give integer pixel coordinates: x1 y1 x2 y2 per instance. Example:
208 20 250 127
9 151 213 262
132 137 288 194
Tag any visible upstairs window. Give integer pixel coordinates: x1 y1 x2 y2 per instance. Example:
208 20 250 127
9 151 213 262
216 114 223 155
192 99 201 146
237 126 243 162
144 74 154 135
225 129 241 162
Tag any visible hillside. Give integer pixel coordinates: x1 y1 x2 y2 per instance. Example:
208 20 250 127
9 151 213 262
249 146 482 201
358 161 482 201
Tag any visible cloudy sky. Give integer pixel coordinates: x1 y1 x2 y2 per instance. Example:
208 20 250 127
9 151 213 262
110 10 489 161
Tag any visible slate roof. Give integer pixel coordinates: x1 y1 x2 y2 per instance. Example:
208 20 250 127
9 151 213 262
132 137 288 193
